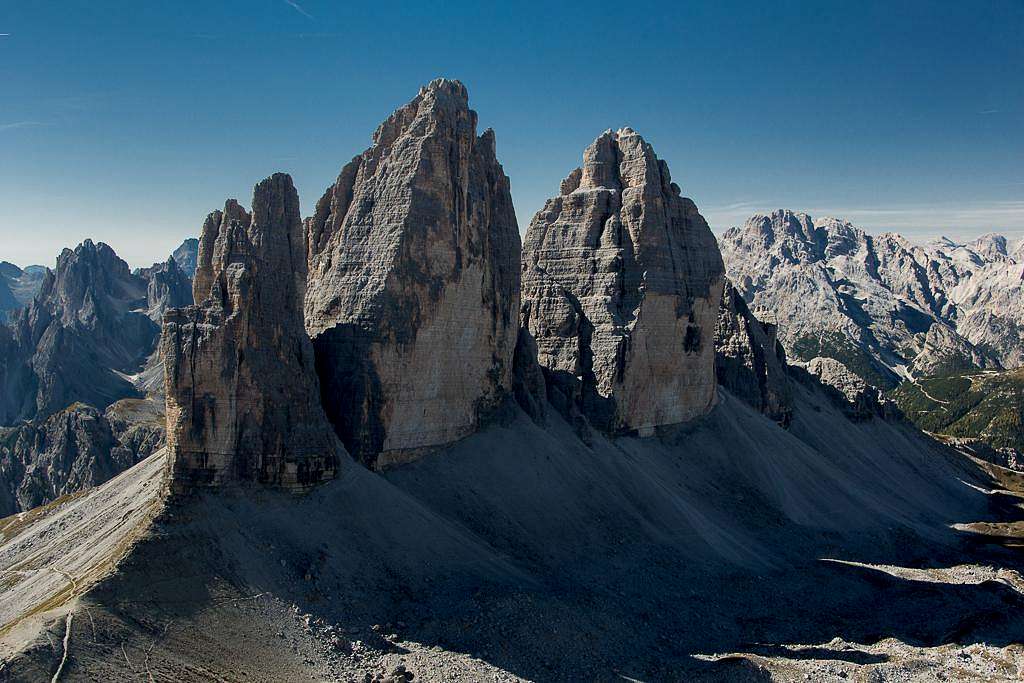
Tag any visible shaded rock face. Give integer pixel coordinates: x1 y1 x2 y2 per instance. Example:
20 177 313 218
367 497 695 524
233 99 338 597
2 241 159 425
162 173 343 493
305 79 521 468
0 325 35 425
521 128 725 435
799 357 897 421
138 256 193 322
715 282 793 425
0 401 163 516
0 276 17 321
171 238 199 280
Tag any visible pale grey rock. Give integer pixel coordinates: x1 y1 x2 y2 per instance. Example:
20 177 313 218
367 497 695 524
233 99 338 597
1 241 158 425
910 322 996 376
162 173 343 492
171 238 199 279
719 210 1004 386
305 79 520 468
715 281 793 425
521 128 725 434
949 438 1023 473
946 259 1024 368
802 357 896 420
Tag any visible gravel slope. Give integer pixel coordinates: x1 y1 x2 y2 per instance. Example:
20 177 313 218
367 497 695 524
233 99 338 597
2 385 1023 681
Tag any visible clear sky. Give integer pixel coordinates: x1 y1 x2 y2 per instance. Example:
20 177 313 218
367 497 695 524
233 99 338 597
2 1 1022 269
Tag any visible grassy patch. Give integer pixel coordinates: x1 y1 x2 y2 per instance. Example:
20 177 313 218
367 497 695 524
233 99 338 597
892 369 1024 452
792 332 898 390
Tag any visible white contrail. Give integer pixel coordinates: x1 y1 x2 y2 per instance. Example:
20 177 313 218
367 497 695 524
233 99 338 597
284 0 313 19
0 121 46 131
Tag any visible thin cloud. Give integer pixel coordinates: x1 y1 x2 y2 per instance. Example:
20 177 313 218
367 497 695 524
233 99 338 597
284 0 314 19
0 121 47 132
704 201 1024 239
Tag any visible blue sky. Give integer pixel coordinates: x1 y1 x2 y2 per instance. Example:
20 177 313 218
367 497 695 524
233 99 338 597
1 0 1022 268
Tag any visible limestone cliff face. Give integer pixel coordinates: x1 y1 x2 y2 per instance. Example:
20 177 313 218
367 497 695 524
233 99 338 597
162 173 343 492
304 79 521 468
3 241 158 424
0 400 164 517
715 282 793 425
521 128 725 435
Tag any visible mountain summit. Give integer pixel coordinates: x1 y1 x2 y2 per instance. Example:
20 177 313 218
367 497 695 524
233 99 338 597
521 127 724 434
304 78 521 468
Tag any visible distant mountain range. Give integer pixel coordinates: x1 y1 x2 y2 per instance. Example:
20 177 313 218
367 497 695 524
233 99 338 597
2 80 1021 681
0 262 46 323
0 238 196 516
720 209 1024 453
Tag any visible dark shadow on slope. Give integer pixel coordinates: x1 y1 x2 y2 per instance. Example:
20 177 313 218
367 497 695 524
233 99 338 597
23 384 1024 682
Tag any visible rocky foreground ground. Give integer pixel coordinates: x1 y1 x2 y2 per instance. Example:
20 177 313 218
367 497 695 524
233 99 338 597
2 383 1024 681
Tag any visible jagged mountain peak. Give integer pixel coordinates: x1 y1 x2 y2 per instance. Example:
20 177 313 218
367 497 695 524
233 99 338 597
522 126 724 434
305 80 520 468
170 237 199 279
720 211 1016 388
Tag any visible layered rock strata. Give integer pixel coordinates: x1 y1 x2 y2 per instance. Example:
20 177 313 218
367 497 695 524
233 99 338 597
802 356 897 420
162 173 343 492
3 241 158 424
521 128 725 435
715 282 793 425
0 400 163 516
304 79 521 468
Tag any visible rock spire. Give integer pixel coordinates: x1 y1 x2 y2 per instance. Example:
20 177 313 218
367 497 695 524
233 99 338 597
161 173 344 492
304 79 521 468
521 128 725 434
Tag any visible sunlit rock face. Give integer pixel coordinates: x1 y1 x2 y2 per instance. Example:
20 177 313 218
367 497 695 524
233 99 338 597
162 173 343 493
3 241 158 424
304 79 521 468
521 128 725 435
